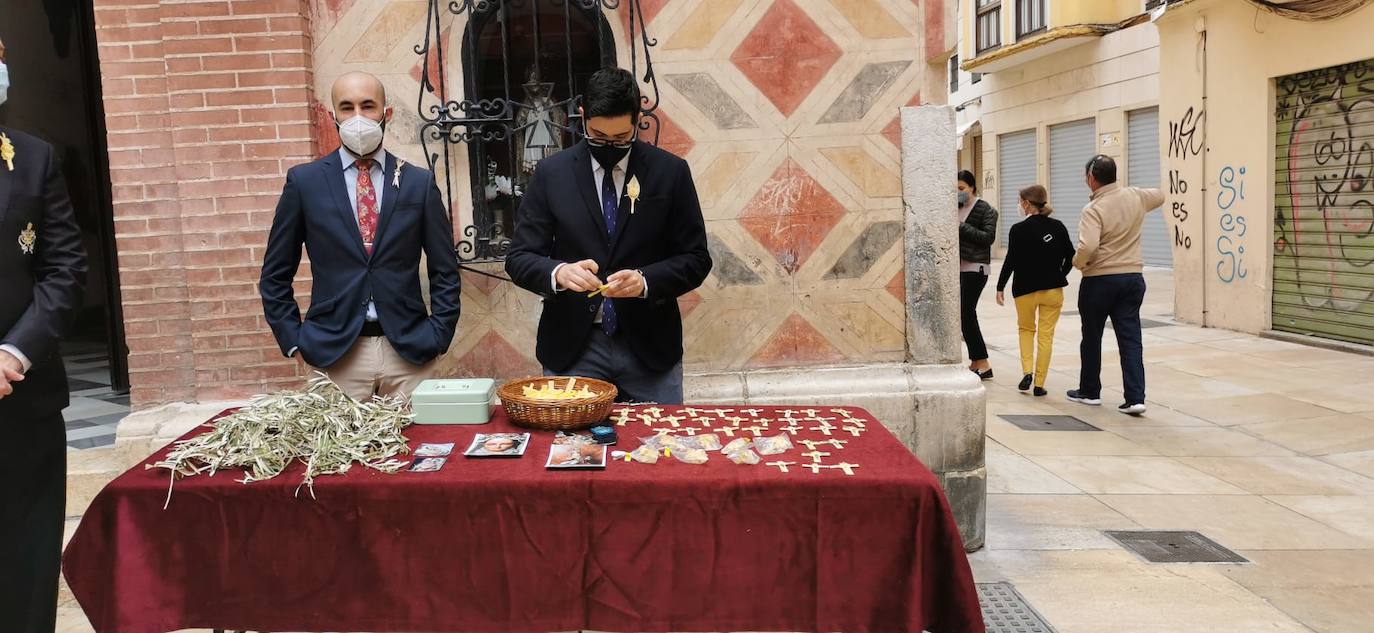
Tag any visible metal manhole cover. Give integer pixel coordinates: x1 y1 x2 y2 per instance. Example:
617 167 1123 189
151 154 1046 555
999 414 1102 432
978 582 1056 633
1105 530 1249 563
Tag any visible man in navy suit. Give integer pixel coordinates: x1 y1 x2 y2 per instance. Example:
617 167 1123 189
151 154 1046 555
0 36 89 631
506 68 711 404
260 72 460 401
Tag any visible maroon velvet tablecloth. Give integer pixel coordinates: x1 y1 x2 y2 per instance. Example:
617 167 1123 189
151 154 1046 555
63 405 983 633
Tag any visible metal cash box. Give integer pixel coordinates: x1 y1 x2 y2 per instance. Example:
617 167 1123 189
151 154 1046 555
410 378 496 425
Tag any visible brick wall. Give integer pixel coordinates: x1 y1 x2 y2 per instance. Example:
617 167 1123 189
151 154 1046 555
93 0 316 407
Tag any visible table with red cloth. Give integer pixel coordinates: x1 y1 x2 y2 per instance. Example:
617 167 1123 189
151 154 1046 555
63 405 984 633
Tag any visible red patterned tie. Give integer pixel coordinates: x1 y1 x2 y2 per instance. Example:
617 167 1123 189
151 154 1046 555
355 158 378 254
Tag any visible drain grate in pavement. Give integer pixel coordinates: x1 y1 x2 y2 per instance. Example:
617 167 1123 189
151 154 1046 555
1139 318 1172 329
1105 530 1249 563
978 582 1056 633
999 414 1102 432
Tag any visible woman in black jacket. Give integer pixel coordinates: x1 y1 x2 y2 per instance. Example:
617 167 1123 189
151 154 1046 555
995 184 1075 396
958 170 997 380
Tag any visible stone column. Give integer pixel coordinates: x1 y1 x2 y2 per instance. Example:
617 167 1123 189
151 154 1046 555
900 105 987 551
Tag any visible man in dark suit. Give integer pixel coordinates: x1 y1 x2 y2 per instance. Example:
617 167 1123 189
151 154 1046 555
0 36 89 632
506 68 712 404
260 72 460 401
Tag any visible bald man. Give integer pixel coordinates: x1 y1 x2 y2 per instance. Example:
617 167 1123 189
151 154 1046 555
260 72 460 401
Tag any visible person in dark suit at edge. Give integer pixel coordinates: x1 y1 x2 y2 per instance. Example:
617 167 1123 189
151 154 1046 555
260 71 461 402
506 68 712 404
0 35 90 632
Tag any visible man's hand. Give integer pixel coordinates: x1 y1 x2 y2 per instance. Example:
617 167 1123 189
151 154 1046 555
0 350 24 400
556 259 602 293
602 270 645 299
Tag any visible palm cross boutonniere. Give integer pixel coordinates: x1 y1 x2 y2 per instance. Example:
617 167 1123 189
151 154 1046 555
626 175 641 214
393 158 405 188
0 133 14 171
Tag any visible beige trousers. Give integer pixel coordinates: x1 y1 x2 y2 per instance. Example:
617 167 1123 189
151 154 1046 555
312 336 436 402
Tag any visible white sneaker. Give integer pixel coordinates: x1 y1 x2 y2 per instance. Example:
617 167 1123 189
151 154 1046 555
1118 402 1147 416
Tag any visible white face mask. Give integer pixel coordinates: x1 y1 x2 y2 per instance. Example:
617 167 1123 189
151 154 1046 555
0 62 9 107
336 113 385 157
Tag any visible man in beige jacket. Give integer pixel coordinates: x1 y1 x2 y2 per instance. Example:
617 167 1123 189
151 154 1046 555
1066 155 1164 416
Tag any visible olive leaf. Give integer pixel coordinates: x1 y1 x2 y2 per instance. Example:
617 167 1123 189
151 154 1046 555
149 373 414 507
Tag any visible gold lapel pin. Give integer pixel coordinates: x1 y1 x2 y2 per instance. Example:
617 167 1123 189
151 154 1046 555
627 175 641 214
0 133 14 172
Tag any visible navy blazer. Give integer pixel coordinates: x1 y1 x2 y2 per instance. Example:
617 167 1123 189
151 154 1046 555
0 127 87 419
259 150 461 369
505 140 712 372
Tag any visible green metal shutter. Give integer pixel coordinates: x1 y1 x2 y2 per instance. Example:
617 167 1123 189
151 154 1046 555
1128 108 1172 267
998 129 1037 248
1048 118 1096 242
1273 59 1374 345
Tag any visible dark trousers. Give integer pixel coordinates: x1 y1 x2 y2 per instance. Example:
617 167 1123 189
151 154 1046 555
1078 273 1147 404
960 271 989 362
546 329 685 404
0 412 65 633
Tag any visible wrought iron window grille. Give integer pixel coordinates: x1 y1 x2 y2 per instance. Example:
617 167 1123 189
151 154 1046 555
414 0 664 280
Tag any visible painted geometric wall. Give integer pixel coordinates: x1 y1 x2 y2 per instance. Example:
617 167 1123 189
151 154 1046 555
305 0 945 379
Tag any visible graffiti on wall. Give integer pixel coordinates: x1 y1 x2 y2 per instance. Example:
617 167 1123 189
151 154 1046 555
1215 165 1248 283
1166 106 1205 250
1275 60 1374 312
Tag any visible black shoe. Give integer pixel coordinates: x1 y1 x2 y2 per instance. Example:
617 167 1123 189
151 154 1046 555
1033 387 1048 397
971 368 993 381
1018 374 1033 392
1066 390 1102 406
1119 402 1147 416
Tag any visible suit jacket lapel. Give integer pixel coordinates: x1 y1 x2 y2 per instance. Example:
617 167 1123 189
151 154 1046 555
609 142 647 255
371 152 400 254
320 150 367 260
572 141 609 237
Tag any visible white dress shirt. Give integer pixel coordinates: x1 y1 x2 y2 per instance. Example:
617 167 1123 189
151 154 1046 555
550 149 647 313
0 344 29 372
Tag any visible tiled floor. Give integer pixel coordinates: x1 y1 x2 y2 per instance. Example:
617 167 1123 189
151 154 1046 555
971 265 1374 633
60 341 127 450
54 267 1374 632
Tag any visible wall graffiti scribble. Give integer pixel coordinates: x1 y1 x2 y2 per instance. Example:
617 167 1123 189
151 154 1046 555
1168 107 1205 160
1276 59 1374 312
1216 166 1248 283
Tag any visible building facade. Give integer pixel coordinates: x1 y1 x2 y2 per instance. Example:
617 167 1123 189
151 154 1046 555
949 0 1374 349
950 0 1168 265
1157 0 1374 346
33 0 958 407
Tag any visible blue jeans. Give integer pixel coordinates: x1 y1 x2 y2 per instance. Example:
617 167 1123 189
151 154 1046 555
544 329 685 404
1078 273 1146 404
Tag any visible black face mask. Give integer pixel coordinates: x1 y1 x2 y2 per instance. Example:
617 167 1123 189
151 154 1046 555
590 143 631 170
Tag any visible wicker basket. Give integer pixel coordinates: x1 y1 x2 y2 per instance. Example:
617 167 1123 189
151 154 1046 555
498 376 618 431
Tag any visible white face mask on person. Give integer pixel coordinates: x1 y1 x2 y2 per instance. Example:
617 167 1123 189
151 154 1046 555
336 114 385 157
0 62 10 107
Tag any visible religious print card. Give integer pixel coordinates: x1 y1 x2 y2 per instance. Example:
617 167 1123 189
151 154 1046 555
545 433 607 469
414 442 456 457
410 457 448 473
464 433 531 458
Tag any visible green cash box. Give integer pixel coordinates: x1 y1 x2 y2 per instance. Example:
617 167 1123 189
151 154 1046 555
410 378 497 425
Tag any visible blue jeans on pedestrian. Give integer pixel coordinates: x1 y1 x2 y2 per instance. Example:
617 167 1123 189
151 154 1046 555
1077 273 1147 404
544 329 685 404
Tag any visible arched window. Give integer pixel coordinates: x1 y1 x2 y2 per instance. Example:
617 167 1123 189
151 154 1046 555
419 0 618 263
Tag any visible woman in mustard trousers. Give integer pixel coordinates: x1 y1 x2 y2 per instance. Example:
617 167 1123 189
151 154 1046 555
995 185 1076 396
